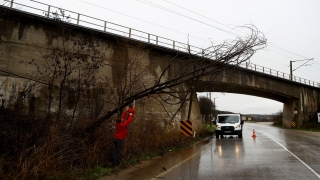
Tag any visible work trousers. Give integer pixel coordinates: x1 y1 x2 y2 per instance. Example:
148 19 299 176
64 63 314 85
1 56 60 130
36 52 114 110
113 138 124 166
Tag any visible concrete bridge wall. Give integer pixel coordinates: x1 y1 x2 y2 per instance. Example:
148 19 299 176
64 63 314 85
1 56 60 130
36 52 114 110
0 8 203 132
1 8 319 130
195 68 320 128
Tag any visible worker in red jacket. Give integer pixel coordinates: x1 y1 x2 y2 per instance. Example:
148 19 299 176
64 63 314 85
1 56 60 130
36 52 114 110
112 105 135 167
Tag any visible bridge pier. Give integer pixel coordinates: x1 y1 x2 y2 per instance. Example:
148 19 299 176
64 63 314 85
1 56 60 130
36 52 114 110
282 99 299 128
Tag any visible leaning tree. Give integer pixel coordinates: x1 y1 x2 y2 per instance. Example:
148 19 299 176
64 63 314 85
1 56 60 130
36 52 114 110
0 5 266 130
0 6 267 179
92 26 266 129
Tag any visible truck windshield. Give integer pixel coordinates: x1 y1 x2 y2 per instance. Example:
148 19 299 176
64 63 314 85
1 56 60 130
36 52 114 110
218 116 239 123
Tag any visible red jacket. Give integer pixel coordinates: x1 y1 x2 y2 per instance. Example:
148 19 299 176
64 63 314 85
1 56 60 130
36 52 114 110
121 111 128 121
114 108 135 140
121 107 135 121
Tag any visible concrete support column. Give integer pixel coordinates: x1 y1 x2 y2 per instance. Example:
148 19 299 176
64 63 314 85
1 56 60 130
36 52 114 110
282 98 299 128
190 93 202 132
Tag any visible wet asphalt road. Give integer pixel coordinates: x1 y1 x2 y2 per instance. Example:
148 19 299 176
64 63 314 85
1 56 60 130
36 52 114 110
105 122 320 180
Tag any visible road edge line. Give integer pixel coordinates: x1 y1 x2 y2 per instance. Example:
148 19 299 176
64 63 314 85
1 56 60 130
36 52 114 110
150 147 203 179
259 130 320 179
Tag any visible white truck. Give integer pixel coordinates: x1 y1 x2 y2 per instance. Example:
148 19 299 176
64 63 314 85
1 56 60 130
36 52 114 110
215 113 244 138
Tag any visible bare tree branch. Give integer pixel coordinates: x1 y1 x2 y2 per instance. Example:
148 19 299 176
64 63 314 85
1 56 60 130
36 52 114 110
91 25 266 129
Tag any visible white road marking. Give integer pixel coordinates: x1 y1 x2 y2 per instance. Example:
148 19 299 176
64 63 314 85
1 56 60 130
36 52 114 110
150 147 204 180
258 130 320 179
153 128 320 179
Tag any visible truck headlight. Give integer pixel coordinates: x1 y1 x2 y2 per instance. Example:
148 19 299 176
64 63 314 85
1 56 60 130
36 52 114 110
234 125 240 129
217 125 221 129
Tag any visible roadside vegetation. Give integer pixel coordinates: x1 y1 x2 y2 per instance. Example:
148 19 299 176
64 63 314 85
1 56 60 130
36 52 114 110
0 4 266 180
0 105 215 179
272 110 283 127
203 123 216 135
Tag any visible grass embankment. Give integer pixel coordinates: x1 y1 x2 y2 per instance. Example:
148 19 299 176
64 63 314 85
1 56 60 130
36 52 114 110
80 123 216 180
0 104 216 180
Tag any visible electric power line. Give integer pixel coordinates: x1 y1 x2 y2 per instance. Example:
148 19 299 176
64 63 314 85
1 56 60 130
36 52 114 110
58 0 318 82
78 0 210 44
79 0 314 65
161 0 250 37
139 0 319 82
137 0 242 37
136 0 315 64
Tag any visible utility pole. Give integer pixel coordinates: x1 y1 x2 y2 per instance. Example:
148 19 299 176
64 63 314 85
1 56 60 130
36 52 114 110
213 97 218 122
290 58 313 81
210 96 218 127
214 97 217 116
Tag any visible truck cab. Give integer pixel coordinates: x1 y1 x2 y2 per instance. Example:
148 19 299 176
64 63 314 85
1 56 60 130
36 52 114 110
215 113 244 138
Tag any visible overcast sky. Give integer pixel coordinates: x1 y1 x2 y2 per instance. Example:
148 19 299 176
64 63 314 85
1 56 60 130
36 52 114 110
6 0 320 114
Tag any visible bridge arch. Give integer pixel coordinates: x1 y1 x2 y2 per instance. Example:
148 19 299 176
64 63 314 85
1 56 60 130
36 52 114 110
193 67 320 128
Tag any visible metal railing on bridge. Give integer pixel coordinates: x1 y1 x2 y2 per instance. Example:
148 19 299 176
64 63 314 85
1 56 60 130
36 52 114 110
2 0 320 88
238 62 319 87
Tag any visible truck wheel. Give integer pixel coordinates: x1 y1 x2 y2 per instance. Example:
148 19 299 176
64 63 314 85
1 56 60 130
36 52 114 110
216 134 219 138
238 133 242 138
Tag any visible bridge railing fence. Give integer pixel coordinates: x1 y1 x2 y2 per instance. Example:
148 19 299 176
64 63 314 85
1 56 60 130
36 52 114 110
3 0 320 88
17 0 204 55
239 62 320 87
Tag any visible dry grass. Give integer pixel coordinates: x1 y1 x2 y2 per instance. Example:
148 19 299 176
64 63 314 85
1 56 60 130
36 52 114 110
272 110 283 126
0 106 198 179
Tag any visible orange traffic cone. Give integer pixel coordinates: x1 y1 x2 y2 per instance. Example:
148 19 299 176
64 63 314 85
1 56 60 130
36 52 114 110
252 129 257 138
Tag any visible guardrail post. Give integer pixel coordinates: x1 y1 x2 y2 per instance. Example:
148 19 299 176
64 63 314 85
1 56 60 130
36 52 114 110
277 71 278 77
263 67 264 73
77 13 80 25
255 64 256 71
173 41 175 49
47 5 51 17
148 34 150 43
283 73 284 78
10 0 14 8
270 69 271 75
104 21 107 32
156 36 158 45
129 28 132 38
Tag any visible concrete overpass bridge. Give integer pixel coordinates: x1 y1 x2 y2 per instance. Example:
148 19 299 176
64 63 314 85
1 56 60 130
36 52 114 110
0 1 319 130
195 67 320 128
